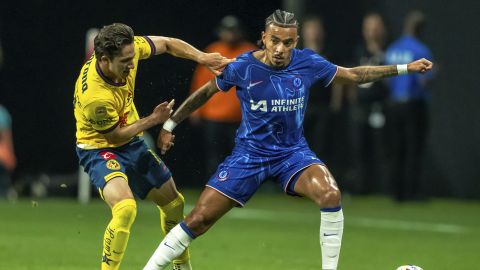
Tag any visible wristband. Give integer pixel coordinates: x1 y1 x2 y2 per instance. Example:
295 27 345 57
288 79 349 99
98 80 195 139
163 119 177 132
397 64 408 75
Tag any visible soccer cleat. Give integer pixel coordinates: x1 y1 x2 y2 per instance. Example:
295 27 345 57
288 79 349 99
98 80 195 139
173 262 192 270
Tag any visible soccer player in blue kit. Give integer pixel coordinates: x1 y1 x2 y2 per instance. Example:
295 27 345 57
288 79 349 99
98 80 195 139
144 10 433 270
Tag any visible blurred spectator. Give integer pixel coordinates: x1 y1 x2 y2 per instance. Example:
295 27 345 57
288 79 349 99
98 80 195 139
349 13 389 194
0 41 3 64
190 15 257 175
385 10 433 201
301 16 335 163
0 105 16 198
0 38 4 70
85 28 99 61
301 16 352 189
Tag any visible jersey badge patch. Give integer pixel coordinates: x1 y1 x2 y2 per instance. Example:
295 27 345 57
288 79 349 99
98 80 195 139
217 169 229 181
106 159 121 170
100 151 117 160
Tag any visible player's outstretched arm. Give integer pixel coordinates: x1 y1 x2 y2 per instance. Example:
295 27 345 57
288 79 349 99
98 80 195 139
147 36 234 75
103 100 174 144
333 58 433 85
157 80 219 154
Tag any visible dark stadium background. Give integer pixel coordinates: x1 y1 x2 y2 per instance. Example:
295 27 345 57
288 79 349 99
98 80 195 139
0 0 478 198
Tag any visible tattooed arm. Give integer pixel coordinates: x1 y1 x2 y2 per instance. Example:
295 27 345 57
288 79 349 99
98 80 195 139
333 58 433 85
157 79 219 154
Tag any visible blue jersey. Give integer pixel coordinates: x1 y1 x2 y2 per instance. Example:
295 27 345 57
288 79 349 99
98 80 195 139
385 35 433 101
215 49 337 154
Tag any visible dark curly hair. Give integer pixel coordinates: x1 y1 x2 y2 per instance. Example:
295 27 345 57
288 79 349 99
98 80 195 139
94 23 134 60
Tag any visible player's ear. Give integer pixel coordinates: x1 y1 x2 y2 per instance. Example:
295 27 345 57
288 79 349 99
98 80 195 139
100 55 110 64
294 35 299 47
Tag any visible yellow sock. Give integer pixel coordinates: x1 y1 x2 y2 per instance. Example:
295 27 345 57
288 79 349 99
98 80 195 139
102 199 137 270
159 192 191 265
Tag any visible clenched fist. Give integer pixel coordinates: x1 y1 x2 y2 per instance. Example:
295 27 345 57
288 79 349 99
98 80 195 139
408 58 433 74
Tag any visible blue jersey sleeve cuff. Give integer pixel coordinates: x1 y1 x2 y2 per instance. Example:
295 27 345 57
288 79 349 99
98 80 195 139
325 65 338 87
215 76 231 92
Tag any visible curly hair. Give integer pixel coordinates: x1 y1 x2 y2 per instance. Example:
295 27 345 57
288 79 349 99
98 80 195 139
94 23 134 60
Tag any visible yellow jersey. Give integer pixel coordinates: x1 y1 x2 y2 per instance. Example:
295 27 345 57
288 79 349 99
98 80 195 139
74 36 155 149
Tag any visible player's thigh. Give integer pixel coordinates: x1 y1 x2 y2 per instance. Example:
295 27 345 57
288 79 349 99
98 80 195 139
293 164 341 206
132 141 174 200
103 176 135 208
146 177 179 207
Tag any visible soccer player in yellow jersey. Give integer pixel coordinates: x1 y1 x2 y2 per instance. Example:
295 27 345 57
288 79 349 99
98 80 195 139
73 23 233 270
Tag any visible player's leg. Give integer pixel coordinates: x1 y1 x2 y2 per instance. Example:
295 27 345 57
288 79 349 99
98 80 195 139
144 187 237 270
293 164 343 270
76 147 137 270
133 140 193 270
146 178 191 270
102 176 137 270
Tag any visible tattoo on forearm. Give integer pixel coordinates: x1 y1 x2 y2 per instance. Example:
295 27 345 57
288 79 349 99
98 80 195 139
354 65 398 84
171 86 214 123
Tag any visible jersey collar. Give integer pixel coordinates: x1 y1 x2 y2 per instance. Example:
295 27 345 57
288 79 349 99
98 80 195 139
95 60 127 87
248 49 297 71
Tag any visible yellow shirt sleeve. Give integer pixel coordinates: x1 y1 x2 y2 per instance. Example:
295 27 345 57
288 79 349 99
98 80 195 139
135 36 156 60
83 100 120 134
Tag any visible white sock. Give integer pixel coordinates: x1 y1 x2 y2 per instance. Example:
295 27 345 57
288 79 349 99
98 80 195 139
144 224 194 270
320 208 344 270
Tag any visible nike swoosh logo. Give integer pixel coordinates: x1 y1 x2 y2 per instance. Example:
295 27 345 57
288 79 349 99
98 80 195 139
164 242 175 250
248 81 263 89
323 233 338 236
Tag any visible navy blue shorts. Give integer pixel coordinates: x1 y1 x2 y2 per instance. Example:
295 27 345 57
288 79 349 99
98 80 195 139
207 145 324 206
76 137 172 200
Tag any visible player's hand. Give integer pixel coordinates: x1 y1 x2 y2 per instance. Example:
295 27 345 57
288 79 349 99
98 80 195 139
199 52 235 76
157 129 175 155
408 58 433 74
151 99 175 125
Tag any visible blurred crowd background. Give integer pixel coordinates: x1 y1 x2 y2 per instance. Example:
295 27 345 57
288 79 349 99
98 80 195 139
0 0 478 200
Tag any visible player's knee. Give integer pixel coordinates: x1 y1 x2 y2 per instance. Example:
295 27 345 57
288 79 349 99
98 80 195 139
312 187 341 208
112 199 137 228
322 188 341 208
184 209 215 236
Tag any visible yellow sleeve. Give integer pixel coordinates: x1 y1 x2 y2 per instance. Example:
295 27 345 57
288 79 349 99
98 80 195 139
135 36 155 60
83 100 120 134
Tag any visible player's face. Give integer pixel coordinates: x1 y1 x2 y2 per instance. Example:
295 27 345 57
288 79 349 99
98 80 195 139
362 15 385 42
108 43 135 80
262 24 298 68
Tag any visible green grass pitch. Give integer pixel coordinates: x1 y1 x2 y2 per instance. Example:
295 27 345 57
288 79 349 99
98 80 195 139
0 190 478 270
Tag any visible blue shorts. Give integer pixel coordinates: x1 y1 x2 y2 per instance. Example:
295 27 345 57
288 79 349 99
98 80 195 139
207 146 324 206
76 137 172 200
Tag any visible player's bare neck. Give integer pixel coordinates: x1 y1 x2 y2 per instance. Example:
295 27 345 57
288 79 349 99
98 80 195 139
253 50 285 69
98 61 124 84
253 50 267 64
